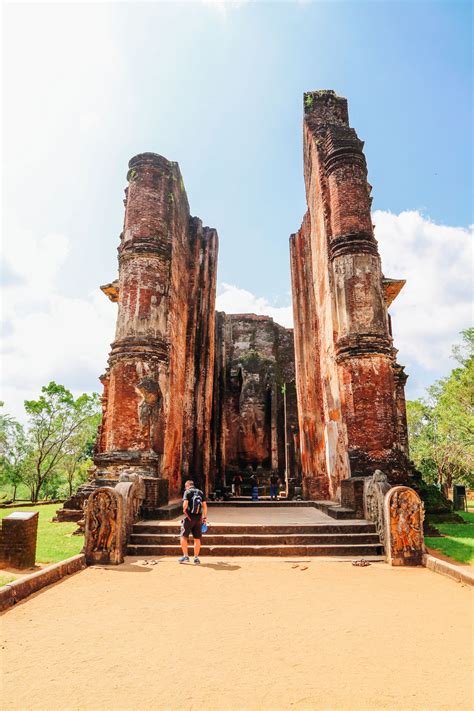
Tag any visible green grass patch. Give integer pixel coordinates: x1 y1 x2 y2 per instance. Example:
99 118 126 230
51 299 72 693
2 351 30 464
0 482 32 503
425 511 474 564
0 503 83 564
0 573 16 586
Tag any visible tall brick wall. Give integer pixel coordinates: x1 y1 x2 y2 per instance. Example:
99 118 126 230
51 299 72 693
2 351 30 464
95 153 218 500
212 314 298 486
181 218 218 495
290 91 410 499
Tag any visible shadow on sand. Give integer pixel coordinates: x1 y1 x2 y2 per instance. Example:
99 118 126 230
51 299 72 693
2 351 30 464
95 563 153 573
200 561 241 571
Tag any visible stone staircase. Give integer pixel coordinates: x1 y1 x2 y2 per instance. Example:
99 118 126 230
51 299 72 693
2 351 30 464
127 520 384 558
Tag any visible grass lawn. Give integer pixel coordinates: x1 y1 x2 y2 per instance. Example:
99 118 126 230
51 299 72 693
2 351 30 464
0 503 83 565
425 511 474 564
0 482 33 503
0 573 17 586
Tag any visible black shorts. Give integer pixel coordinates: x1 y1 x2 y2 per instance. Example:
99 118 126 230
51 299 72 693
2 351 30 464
180 516 202 539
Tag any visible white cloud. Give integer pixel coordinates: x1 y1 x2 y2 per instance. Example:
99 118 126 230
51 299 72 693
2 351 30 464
200 0 249 17
0 227 116 421
374 210 472 388
1 211 470 421
216 283 293 328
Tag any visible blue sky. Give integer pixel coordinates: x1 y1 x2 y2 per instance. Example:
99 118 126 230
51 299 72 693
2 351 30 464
2 0 473 418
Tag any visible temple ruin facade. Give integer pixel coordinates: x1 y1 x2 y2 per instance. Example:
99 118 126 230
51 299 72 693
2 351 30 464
92 153 298 509
290 90 409 500
63 89 410 516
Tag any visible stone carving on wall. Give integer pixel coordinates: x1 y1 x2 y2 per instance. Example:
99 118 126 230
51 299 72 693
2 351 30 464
117 474 146 541
135 372 164 454
363 470 392 546
118 472 146 521
84 488 124 565
384 486 424 566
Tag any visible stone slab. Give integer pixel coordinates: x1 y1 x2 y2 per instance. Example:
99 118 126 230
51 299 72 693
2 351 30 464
4 511 37 520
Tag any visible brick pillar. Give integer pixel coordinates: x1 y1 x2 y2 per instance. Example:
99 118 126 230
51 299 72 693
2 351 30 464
94 153 189 484
323 119 398 475
0 511 39 569
292 90 411 492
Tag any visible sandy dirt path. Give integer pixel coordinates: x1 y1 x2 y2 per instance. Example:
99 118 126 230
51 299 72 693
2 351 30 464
1 557 472 711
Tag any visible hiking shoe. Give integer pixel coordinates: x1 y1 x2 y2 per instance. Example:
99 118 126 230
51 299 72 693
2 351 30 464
178 555 189 563
194 557 201 565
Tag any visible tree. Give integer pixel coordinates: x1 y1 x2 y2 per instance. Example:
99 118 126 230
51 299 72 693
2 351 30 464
0 404 29 501
24 383 101 502
59 409 101 497
407 329 474 494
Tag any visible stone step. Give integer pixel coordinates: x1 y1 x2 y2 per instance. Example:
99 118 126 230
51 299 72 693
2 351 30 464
127 543 384 557
130 532 381 546
133 522 377 535
313 502 360 520
207 500 313 507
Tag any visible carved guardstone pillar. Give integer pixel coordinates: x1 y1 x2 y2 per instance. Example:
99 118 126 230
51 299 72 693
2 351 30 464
384 486 424 566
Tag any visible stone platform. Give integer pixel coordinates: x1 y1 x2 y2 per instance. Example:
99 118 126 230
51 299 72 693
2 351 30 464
127 505 384 558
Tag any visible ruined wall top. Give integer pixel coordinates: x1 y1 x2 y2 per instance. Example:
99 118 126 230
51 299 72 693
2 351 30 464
128 152 175 171
303 90 349 130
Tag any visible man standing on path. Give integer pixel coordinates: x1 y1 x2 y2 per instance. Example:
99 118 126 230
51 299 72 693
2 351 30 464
269 471 280 500
179 480 208 565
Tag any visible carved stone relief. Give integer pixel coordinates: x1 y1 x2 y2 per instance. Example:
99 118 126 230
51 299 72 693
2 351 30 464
384 486 424 566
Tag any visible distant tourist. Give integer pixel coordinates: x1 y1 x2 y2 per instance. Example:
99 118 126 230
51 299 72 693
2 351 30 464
249 474 259 501
179 480 208 565
233 473 243 497
269 472 280 500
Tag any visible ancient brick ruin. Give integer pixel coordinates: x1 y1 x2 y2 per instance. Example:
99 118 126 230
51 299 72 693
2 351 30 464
61 89 410 520
290 90 409 500
0 511 39 569
95 153 218 505
213 313 299 490
80 149 301 510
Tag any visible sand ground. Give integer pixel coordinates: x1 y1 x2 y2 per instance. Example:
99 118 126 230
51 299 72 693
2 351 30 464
1 557 472 711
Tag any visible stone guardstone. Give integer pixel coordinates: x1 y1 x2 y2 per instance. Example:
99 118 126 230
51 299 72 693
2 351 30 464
341 477 366 518
363 470 391 546
384 486 424 566
84 487 124 565
116 476 145 541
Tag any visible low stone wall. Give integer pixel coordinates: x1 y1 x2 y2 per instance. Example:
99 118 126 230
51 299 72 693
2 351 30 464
0 554 86 612
0 511 39 569
423 553 474 586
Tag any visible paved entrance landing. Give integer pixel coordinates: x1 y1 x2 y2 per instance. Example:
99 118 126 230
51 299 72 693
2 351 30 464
167 505 336 525
129 505 383 557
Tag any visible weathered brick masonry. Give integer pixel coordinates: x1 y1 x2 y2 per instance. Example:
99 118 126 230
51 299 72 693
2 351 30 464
290 90 410 499
212 314 299 487
0 511 39 569
60 91 410 514
95 153 218 501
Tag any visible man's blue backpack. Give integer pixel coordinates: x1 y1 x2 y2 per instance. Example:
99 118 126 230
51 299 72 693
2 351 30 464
189 488 203 515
